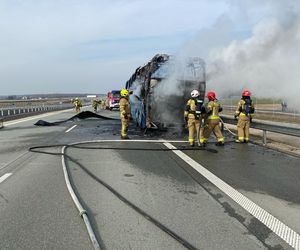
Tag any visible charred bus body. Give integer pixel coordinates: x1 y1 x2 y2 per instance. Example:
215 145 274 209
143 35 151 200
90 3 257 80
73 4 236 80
125 54 206 129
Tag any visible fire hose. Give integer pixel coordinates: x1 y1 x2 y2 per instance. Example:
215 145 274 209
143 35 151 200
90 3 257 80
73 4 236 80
29 142 219 250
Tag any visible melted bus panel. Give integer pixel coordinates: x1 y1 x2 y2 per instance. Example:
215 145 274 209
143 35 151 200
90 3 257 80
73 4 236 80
126 54 206 129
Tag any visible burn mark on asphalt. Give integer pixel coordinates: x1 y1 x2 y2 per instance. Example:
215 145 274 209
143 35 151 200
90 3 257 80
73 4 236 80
0 193 8 203
124 174 134 177
210 192 223 200
247 218 285 250
221 201 246 224
187 190 198 195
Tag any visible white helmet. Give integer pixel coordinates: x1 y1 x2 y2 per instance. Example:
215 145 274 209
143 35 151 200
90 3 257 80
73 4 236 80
191 89 200 98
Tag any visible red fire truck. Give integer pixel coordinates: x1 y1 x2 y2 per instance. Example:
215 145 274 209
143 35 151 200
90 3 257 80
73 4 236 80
106 90 121 110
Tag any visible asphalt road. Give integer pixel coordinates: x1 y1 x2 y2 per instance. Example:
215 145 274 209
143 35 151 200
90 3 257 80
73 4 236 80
0 107 299 250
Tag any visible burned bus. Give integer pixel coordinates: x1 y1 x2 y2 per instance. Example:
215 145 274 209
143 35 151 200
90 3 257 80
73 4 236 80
125 54 206 129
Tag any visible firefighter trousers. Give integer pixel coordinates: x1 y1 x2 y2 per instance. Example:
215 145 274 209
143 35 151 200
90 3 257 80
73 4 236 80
187 118 202 145
237 116 250 141
121 116 129 137
75 106 81 112
201 119 224 143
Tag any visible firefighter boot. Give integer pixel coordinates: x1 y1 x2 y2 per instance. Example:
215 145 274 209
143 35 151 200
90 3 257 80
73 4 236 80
216 141 224 146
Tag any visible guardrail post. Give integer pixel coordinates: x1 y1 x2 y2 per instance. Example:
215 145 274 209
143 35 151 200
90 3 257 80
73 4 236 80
263 130 267 145
8 109 10 116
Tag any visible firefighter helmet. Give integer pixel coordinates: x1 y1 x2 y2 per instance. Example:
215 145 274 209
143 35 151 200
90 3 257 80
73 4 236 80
191 90 200 98
120 89 129 97
242 90 251 97
207 91 216 101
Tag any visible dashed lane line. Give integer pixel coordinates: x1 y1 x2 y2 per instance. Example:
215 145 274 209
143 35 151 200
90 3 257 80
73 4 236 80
163 142 300 250
0 173 12 184
65 125 77 133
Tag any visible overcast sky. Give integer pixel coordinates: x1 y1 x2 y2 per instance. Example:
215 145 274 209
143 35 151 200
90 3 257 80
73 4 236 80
0 0 299 98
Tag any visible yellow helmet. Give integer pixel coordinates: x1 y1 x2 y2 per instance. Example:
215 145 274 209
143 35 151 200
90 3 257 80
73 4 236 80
120 89 129 97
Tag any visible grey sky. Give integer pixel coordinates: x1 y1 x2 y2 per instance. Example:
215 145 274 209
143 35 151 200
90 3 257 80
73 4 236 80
1 0 299 103
0 0 227 95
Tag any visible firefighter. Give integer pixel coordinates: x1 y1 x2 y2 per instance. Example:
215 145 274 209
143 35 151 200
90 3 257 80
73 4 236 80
92 98 99 112
201 91 224 146
184 90 205 147
234 89 255 143
100 99 106 110
73 98 82 113
119 89 131 139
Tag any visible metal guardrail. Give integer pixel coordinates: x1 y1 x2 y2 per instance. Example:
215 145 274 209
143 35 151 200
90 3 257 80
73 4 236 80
222 105 300 117
220 114 300 144
0 104 74 122
0 105 73 117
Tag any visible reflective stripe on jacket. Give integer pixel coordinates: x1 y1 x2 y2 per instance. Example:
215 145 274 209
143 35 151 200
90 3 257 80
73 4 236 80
207 100 221 120
184 99 197 119
120 97 130 116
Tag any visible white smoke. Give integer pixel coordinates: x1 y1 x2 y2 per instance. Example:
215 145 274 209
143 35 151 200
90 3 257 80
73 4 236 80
182 0 300 110
208 16 300 102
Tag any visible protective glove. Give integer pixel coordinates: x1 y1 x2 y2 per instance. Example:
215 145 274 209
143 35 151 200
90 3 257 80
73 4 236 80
234 114 238 120
124 114 128 119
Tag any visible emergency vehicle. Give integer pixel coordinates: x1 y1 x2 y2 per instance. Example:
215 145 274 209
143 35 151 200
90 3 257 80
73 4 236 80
106 90 121 110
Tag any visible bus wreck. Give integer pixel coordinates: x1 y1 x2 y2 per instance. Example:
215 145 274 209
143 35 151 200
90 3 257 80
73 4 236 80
125 54 206 129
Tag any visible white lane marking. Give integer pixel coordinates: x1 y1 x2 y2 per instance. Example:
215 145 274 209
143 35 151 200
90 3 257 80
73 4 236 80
163 142 300 250
65 125 77 133
4 108 73 126
0 173 12 183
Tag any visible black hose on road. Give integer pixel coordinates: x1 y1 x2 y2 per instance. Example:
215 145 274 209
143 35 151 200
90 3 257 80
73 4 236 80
29 142 204 250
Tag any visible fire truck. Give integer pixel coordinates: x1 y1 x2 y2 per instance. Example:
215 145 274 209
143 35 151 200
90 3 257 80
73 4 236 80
106 90 121 110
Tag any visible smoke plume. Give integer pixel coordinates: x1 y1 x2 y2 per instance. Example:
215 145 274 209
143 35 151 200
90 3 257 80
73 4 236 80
184 0 300 111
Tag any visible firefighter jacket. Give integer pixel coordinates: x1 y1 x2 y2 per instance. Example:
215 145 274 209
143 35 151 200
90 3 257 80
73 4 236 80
119 97 130 117
235 98 255 117
184 98 204 120
206 100 222 120
74 100 82 107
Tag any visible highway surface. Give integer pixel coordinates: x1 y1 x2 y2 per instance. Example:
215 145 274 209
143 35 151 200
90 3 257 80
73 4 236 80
0 107 299 250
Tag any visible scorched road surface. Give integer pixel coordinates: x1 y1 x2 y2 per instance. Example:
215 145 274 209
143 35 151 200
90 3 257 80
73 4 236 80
0 107 299 249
